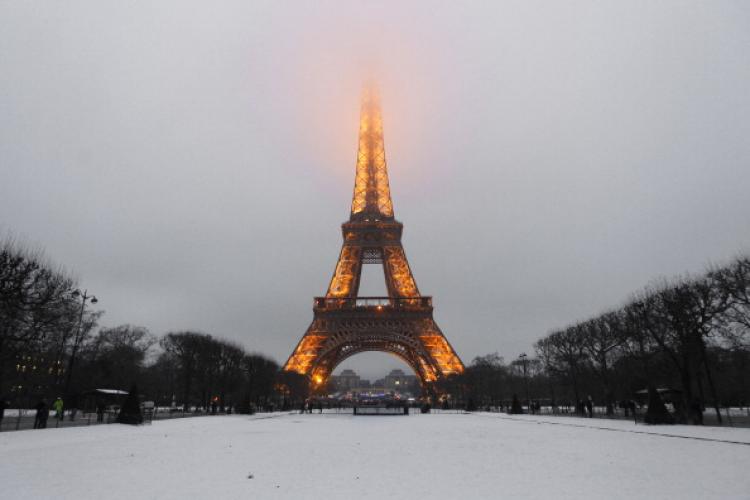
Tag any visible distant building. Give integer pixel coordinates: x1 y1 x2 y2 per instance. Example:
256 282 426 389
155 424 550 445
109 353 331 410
330 368 418 396
357 379 371 389
383 369 417 391
330 369 361 391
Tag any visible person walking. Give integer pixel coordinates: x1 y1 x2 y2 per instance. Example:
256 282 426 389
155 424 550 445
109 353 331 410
0 397 7 431
34 399 49 429
96 401 105 423
53 397 64 422
585 396 594 418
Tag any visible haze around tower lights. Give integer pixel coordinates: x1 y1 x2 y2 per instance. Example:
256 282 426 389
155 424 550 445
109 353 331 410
1 2 749 379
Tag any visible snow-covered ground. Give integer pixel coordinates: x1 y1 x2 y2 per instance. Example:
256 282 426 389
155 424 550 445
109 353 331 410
1 411 748 499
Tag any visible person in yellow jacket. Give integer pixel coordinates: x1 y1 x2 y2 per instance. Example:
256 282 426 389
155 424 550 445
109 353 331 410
53 397 64 421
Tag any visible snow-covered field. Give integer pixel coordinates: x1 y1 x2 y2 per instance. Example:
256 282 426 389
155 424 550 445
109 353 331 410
1 411 748 499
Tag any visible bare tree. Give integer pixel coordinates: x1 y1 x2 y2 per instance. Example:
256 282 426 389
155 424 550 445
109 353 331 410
535 327 588 405
243 353 280 411
215 341 245 410
579 312 626 414
0 240 77 395
713 257 750 347
160 331 209 411
81 325 155 391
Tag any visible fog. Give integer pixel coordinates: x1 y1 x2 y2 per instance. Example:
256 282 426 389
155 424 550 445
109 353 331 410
2 2 749 379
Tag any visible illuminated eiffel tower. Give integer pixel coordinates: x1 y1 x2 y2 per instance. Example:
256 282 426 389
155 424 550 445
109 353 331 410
283 86 464 391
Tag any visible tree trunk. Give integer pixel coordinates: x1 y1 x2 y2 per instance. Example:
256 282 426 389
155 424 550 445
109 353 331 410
0 336 5 396
698 338 723 424
679 367 701 425
600 359 613 415
182 367 193 412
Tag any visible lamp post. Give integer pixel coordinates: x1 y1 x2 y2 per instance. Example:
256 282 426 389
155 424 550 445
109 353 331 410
519 353 529 412
64 289 97 396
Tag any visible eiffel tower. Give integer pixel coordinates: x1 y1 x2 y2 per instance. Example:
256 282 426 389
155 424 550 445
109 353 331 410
283 86 464 392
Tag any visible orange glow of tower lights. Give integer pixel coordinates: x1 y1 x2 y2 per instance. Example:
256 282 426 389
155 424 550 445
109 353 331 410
350 85 394 219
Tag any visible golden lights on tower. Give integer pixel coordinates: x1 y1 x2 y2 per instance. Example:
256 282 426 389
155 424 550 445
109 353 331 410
350 85 394 219
282 84 465 388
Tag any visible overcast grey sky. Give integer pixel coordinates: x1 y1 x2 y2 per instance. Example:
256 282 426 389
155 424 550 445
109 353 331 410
2 2 749 379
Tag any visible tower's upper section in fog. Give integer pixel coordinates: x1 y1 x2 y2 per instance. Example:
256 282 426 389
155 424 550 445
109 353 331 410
350 85 394 221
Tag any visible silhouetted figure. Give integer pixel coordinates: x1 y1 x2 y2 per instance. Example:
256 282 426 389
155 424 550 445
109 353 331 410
211 400 218 415
690 399 704 425
68 395 79 421
585 396 594 418
619 399 629 417
117 383 143 425
96 401 105 422
672 398 687 423
34 400 49 429
0 398 7 430
509 394 523 414
644 387 674 424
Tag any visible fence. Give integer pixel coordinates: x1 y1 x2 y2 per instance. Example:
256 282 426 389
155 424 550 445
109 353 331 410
4 404 746 431
0 407 215 433
464 404 750 428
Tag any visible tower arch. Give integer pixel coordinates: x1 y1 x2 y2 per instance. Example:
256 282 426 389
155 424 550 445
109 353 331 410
308 327 436 389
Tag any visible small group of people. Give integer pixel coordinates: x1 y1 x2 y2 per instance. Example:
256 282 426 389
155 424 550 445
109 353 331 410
300 399 323 414
33 396 64 429
576 396 595 417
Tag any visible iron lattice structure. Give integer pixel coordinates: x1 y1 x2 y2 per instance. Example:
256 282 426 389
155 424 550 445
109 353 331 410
284 86 464 391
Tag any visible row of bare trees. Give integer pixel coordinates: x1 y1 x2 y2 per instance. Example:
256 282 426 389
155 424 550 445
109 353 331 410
439 353 543 410
1 240 306 412
534 256 750 424
439 257 749 424
153 331 291 411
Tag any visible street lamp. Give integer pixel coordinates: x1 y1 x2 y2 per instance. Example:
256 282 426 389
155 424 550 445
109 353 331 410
64 289 98 395
519 353 530 412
